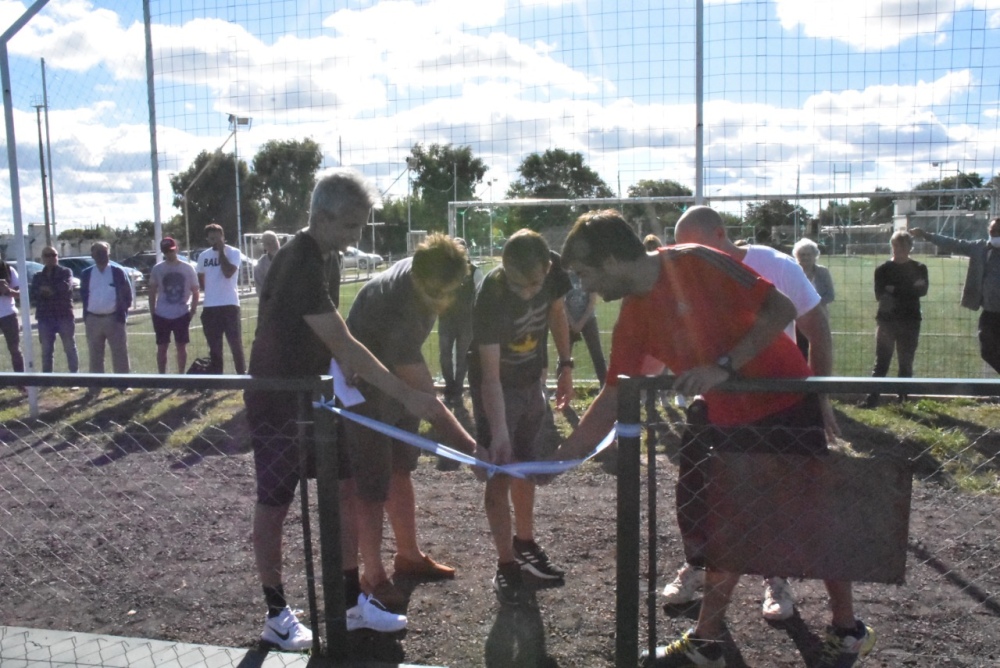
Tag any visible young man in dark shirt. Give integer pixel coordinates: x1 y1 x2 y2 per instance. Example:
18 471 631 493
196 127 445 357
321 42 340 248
469 229 574 606
343 234 481 608
861 230 929 407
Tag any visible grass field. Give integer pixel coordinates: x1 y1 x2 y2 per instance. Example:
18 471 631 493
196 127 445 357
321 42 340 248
3 252 991 381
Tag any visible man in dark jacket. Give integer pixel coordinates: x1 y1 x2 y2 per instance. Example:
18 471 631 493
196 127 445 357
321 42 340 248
913 219 1000 373
30 246 78 373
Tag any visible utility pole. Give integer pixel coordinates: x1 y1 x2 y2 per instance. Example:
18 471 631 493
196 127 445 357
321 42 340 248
41 58 54 240
31 99 50 246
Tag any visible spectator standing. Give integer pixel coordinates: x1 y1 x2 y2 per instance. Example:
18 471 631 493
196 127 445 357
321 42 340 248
792 238 836 360
437 237 481 409
30 246 78 373
80 241 132 381
552 209 874 668
912 220 1000 374
469 229 574 606
149 237 200 374
344 234 479 608
254 231 280 296
245 171 472 649
198 223 245 374
0 260 24 374
565 271 607 385
861 231 928 408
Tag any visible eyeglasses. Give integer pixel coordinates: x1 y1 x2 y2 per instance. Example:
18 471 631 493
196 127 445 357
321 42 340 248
42 253 57 258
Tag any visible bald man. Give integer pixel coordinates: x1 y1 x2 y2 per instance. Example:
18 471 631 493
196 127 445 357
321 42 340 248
666 205 840 622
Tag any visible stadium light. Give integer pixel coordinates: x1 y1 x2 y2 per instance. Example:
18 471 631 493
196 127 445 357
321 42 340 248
227 114 252 276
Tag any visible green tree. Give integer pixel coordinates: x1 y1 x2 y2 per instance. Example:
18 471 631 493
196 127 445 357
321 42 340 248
170 150 261 250
507 149 614 230
744 200 811 238
251 138 323 232
915 172 989 211
624 178 693 237
408 143 488 232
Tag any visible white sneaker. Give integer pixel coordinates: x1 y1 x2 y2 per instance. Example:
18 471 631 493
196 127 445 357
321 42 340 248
260 606 313 651
662 563 705 604
346 593 407 632
762 576 795 621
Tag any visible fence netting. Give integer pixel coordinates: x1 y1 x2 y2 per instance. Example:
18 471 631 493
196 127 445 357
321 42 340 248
0 382 998 667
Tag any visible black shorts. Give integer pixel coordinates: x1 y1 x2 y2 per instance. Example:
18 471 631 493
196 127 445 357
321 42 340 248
152 312 192 345
245 390 350 507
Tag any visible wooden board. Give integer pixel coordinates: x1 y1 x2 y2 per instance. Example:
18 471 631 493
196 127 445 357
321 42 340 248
702 452 912 584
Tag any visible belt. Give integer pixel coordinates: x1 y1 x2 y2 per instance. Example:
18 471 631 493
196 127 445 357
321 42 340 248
87 312 116 317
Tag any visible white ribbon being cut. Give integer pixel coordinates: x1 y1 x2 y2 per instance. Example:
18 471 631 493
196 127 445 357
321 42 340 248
315 397 618 479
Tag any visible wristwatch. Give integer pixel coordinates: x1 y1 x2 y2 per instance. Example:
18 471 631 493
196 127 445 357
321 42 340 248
557 358 575 370
716 354 735 376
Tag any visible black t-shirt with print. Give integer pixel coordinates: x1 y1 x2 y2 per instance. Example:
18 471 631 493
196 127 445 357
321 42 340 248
469 250 572 388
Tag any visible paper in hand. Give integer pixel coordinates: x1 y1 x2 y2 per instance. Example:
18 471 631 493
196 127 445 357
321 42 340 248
329 359 366 407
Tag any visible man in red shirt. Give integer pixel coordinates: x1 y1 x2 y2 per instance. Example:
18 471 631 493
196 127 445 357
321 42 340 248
550 210 874 668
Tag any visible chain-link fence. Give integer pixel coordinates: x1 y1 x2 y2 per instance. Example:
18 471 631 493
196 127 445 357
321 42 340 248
614 376 1000 668
2 373 999 666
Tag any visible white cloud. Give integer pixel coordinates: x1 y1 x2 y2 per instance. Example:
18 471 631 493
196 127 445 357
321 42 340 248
773 0 1000 50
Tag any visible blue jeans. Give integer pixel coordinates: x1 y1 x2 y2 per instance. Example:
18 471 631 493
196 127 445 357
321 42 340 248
37 316 79 373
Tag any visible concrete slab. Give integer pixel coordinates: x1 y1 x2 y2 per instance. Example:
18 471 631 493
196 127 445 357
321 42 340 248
0 627 443 668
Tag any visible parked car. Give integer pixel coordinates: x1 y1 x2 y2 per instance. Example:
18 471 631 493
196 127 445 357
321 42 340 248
341 246 384 271
121 251 196 284
21 261 82 301
58 256 142 302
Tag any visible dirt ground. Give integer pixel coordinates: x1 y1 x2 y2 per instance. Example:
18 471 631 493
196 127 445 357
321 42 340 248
1 390 999 667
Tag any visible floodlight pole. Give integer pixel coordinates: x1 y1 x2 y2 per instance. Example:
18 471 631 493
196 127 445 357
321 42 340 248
32 102 50 246
228 114 252 271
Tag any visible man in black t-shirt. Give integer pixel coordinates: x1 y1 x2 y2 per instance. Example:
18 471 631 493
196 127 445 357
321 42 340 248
861 230 929 408
244 171 468 649
344 234 481 609
469 229 574 606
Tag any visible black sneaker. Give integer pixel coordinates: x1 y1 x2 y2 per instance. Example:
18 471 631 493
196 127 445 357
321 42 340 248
492 562 534 606
513 538 565 581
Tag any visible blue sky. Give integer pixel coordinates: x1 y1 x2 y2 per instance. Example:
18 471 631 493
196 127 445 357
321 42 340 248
0 0 999 234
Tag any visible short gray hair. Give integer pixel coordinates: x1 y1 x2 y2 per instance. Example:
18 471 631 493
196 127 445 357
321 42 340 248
792 237 820 259
309 169 379 227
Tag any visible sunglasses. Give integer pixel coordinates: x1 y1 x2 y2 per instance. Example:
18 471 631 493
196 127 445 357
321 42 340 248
42 253 57 258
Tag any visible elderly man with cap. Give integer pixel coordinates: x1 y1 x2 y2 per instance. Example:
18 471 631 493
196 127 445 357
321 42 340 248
148 237 200 374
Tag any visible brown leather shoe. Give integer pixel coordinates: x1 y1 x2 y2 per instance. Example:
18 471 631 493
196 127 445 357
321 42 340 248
393 553 456 580
360 576 407 611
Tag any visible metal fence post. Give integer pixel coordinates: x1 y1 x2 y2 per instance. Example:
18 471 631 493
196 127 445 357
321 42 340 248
312 391 349 660
616 377 642 667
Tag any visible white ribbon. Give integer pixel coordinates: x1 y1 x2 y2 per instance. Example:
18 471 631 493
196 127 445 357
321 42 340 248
315 397 617 479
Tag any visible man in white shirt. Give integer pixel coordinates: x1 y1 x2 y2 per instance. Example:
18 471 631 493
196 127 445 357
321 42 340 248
80 241 132 379
198 223 245 374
